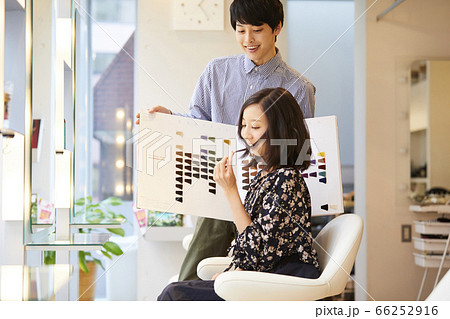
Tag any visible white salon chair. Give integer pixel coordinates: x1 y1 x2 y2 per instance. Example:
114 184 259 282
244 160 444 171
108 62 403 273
426 269 450 301
197 213 364 301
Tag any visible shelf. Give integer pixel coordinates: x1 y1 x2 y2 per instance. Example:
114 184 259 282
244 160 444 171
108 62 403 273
24 233 111 251
414 220 450 235
31 217 125 231
31 223 53 233
411 177 428 183
70 216 125 229
413 237 448 252
143 226 194 242
0 128 17 138
413 253 450 268
410 127 427 133
410 205 450 214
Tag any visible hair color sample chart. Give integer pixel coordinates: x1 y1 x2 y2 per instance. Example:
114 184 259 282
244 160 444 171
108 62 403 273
136 113 343 221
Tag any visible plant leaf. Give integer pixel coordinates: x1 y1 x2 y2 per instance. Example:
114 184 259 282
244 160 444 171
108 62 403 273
103 241 123 256
117 214 128 224
105 208 116 219
107 228 125 237
101 250 112 260
78 251 89 274
92 257 105 270
44 251 56 265
103 197 123 206
75 198 85 206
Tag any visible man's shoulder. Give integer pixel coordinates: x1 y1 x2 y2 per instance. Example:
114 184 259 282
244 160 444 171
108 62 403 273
277 60 314 88
206 54 244 70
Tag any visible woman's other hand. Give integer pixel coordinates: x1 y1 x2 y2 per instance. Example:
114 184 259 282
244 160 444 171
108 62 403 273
135 105 171 124
212 268 243 281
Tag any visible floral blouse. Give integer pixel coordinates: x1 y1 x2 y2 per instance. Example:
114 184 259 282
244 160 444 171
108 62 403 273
227 167 320 272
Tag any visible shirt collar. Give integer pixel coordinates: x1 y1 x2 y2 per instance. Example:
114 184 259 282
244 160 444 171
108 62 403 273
243 48 282 77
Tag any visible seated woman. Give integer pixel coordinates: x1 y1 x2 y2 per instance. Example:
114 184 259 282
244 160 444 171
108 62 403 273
158 87 320 301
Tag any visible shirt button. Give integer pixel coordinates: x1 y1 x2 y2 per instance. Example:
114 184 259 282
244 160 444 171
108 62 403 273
250 85 253 89
255 67 258 71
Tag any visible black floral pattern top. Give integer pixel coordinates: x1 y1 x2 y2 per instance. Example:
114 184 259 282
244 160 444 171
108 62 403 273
227 167 320 272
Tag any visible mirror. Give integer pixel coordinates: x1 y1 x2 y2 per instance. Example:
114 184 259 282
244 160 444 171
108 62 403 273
1 0 31 234
28 0 76 239
409 60 450 203
28 0 60 238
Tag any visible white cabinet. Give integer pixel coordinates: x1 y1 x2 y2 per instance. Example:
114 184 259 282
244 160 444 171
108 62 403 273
411 205 450 300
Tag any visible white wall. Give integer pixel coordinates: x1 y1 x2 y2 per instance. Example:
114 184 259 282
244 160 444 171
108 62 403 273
287 0 354 167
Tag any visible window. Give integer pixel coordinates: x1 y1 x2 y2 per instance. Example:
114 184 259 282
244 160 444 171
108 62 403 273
74 0 137 300
91 0 136 24
87 0 136 203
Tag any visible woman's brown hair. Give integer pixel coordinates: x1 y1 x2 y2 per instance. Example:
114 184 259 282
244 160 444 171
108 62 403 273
237 87 311 171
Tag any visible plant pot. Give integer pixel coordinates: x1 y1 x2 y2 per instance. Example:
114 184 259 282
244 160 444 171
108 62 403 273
78 261 98 301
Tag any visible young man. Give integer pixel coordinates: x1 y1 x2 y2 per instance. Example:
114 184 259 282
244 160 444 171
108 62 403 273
136 0 316 281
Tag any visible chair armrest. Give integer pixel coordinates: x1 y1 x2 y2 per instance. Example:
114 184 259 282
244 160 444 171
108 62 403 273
182 234 193 251
214 271 329 301
197 257 232 280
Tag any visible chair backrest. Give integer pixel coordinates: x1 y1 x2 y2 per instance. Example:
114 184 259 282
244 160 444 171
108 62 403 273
312 213 364 297
426 269 450 301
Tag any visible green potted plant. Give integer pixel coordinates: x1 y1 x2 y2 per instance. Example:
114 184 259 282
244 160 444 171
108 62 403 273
44 196 128 300
75 196 127 300
74 196 126 274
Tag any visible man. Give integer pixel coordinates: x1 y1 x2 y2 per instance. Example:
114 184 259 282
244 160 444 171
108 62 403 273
136 0 315 281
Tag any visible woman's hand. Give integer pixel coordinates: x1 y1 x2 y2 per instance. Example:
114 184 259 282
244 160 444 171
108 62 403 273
212 268 243 281
135 105 171 124
214 152 252 233
213 152 237 195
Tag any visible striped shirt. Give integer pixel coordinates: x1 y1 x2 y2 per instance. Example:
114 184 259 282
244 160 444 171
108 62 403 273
173 49 315 125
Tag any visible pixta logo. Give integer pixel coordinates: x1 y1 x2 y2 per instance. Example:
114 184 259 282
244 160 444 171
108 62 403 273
126 128 172 175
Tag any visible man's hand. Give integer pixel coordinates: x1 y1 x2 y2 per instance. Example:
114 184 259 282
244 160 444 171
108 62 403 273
135 105 171 124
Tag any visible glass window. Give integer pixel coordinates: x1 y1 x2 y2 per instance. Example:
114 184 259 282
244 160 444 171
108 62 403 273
86 0 136 205
74 0 137 300
91 0 136 24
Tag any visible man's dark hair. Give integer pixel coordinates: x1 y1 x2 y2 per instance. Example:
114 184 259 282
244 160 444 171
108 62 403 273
237 87 311 172
230 0 284 31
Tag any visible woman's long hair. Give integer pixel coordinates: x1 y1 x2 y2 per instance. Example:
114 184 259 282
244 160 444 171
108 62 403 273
237 87 311 172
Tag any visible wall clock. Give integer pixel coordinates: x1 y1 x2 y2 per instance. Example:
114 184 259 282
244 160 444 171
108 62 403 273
173 0 224 31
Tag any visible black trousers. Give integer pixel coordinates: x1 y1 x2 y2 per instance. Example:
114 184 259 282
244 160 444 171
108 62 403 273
157 280 223 301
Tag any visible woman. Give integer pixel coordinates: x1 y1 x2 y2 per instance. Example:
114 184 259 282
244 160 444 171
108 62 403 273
158 88 320 301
